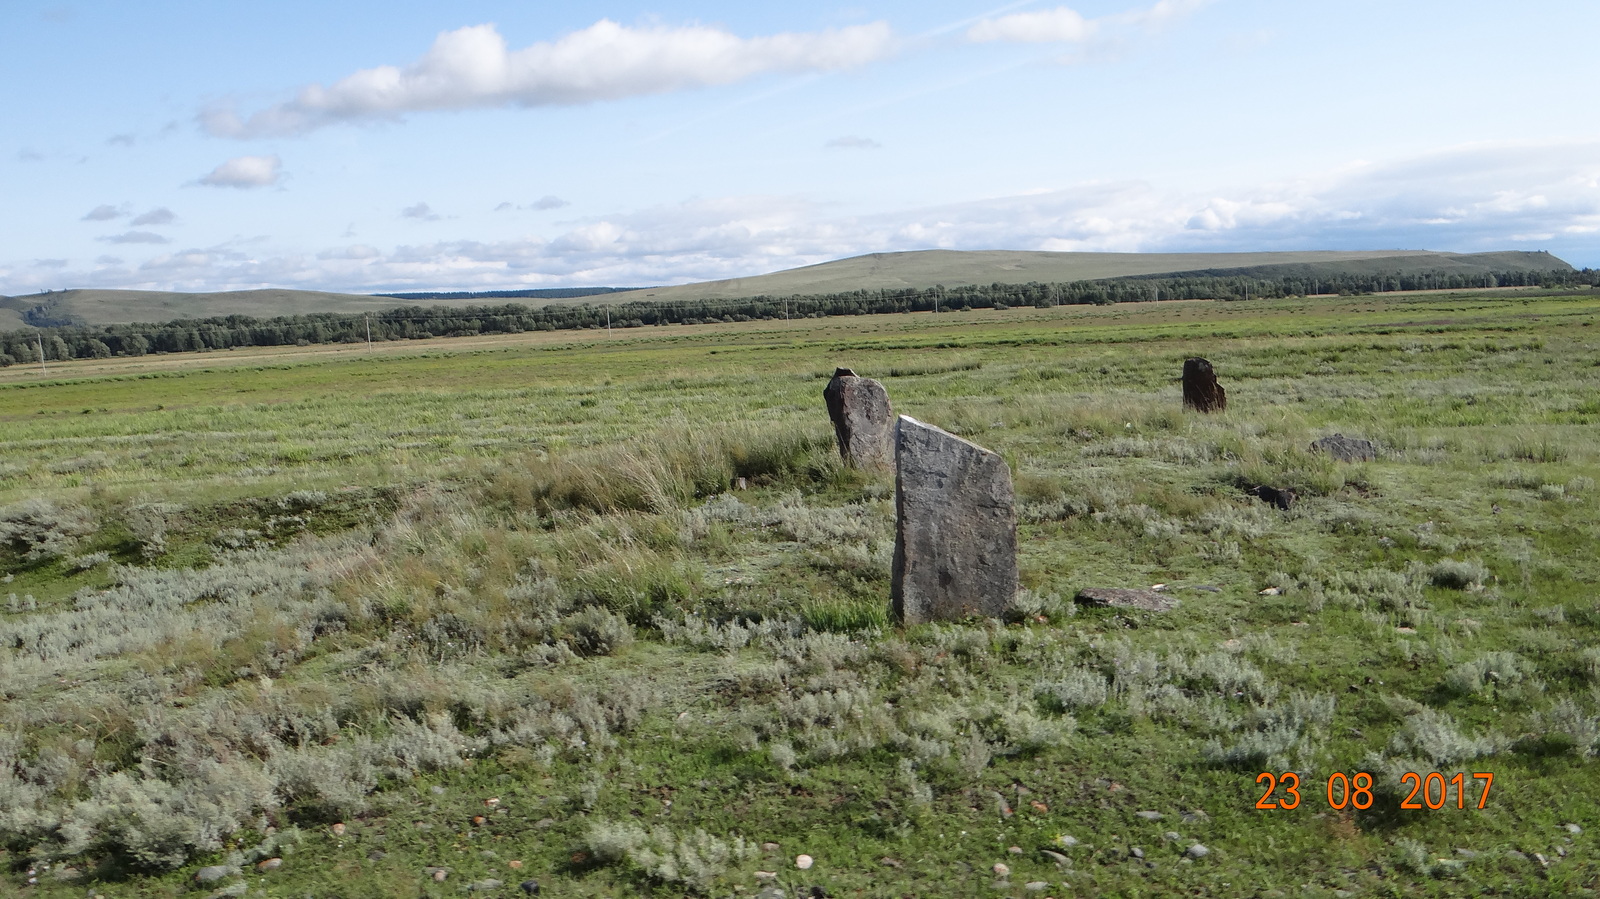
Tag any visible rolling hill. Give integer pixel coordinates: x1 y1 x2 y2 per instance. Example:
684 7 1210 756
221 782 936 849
600 249 1573 305
0 249 1575 327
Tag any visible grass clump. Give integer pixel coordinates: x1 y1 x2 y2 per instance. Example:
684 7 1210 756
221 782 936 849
585 820 755 893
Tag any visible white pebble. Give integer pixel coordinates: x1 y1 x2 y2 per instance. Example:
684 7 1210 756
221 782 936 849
795 854 814 870
992 862 1010 877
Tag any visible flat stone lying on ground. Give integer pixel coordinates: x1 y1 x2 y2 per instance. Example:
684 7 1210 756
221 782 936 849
892 415 1018 624
823 368 894 470
1075 588 1180 612
1182 357 1227 413
1310 433 1377 462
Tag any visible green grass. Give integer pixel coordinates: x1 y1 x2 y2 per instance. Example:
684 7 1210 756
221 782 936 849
3 288 1600 897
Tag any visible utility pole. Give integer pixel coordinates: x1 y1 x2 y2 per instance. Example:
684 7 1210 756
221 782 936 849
35 331 47 374
365 314 373 352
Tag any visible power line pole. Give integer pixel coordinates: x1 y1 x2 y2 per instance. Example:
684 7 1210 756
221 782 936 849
365 314 373 352
35 331 47 375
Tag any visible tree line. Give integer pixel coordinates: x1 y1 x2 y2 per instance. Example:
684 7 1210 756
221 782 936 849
3 267 1596 366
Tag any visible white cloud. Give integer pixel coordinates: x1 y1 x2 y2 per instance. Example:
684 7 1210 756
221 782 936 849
82 204 125 221
825 136 882 149
968 0 1210 44
130 207 177 227
198 155 283 188
6 139 1597 294
968 7 1095 43
531 195 569 210
98 231 171 245
401 202 441 221
202 20 897 138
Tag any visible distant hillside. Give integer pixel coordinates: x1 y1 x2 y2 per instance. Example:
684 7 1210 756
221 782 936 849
599 249 1573 305
0 249 1574 326
374 287 644 301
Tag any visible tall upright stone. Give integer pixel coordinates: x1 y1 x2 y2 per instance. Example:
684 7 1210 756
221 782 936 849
891 416 1018 624
1182 357 1227 413
823 368 894 470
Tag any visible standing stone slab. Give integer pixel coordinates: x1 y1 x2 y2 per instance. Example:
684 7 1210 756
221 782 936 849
891 416 1018 624
1310 433 1377 462
824 368 894 470
1182 358 1227 413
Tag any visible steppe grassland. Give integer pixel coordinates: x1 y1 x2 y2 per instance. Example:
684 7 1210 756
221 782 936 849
2 289 1599 897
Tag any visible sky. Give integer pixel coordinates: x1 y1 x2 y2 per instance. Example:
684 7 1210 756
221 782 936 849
2 0 1597 295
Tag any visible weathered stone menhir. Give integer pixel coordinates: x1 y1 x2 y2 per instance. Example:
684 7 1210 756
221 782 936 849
823 368 894 470
1310 433 1377 462
1182 357 1227 413
891 416 1018 624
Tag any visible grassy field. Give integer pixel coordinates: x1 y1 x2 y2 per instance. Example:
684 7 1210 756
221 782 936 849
2 289 1599 897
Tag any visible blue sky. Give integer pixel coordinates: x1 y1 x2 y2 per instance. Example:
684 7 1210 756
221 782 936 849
2 0 1596 294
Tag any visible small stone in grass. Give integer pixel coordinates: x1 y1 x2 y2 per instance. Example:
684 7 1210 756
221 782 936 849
1164 832 1182 842
1564 823 1583 835
1136 810 1163 821
256 857 282 871
1054 834 1078 847
755 871 778 880
1040 850 1069 865
795 854 814 870
992 863 1010 877
1024 883 1049 892
519 880 540 895
762 842 780 852
195 865 237 884
1131 847 1144 859
1008 846 1023 855
431 785 445 795
879 858 902 868
1186 844 1209 859
331 822 346 836
508 860 523 869
433 869 449 882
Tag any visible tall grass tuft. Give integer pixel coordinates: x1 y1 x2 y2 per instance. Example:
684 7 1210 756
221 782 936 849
479 423 837 516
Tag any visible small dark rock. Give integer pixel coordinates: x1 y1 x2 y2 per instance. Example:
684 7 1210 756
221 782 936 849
1248 484 1296 510
519 879 541 894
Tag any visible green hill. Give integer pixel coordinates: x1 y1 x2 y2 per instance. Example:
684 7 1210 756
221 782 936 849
0 250 1574 326
601 249 1572 304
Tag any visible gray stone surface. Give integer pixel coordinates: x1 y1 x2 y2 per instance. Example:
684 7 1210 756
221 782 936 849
1075 588 1180 612
823 368 894 470
1310 433 1377 462
194 866 239 884
891 416 1018 624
